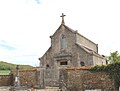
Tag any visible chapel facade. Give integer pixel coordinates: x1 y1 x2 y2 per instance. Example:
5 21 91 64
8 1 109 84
39 14 106 68
39 13 106 88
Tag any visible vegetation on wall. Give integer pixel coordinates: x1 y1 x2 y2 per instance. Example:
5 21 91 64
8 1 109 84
89 62 120 89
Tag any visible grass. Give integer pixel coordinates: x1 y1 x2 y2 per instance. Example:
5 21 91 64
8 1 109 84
0 70 11 75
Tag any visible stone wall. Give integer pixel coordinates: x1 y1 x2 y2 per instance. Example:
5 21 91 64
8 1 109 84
0 67 117 91
0 75 13 86
76 33 97 53
12 68 40 88
60 67 116 91
93 55 106 66
76 45 94 66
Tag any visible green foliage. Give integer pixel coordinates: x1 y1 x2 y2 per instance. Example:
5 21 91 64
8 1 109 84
0 70 10 75
105 62 120 89
108 51 120 63
0 61 33 70
89 65 106 71
89 62 120 89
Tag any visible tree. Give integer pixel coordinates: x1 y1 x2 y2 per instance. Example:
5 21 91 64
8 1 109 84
108 51 120 63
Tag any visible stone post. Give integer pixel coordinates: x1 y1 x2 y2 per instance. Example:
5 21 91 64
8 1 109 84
14 65 20 87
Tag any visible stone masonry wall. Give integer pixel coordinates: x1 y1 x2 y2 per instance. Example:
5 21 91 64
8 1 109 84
60 68 116 91
0 75 13 86
12 68 40 88
76 33 97 52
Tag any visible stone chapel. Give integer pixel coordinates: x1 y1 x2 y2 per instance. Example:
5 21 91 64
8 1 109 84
38 13 106 88
39 14 106 68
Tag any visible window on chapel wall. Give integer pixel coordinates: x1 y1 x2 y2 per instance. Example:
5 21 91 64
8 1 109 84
80 61 85 66
60 34 67 49
60 61 68 65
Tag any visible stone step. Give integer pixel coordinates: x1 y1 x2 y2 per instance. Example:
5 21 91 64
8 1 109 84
0 86 10 91
45 86 59 89
36 89 61 91
0 86 61 91
35 87 61 91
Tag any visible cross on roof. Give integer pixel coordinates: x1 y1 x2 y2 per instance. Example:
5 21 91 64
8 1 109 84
60 13 66 24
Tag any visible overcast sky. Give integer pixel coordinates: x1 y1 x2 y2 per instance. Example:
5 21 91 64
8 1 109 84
0 0 120 66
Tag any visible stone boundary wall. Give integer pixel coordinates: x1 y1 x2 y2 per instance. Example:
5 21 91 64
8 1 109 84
0 74 13 86
12 68 40 88
60 68 116 91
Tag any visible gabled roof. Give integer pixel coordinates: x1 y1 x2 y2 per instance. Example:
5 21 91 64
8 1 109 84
52 24 76 37
76 43 104 59
51 23 97 46
63 24 76 33
64 24 97 45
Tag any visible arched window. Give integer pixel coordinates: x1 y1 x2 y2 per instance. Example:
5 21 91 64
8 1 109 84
61 34 67 49
46 64 50 68
80 61 85 66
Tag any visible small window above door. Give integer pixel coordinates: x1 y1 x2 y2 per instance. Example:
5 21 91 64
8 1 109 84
60 61 68 65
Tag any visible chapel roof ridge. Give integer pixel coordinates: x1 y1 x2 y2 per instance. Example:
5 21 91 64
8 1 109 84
52 13 97 47
59 13 97 45
76 43 104 59
63 24 97 45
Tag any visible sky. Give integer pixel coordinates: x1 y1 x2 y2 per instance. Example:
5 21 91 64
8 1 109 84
0 0 120 66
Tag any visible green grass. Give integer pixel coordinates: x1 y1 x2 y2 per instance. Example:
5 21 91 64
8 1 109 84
0 61 33 75
0 70 10 75
0 61 33 70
